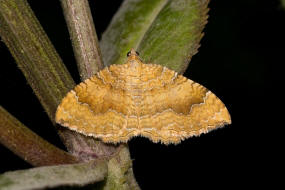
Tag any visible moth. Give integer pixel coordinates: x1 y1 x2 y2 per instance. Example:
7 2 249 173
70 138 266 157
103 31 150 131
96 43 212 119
56 49 231 144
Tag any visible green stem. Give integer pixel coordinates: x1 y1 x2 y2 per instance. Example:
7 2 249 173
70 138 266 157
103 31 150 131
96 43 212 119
60 1 140 188
1 0 140 188
103 145 141 190
0 160 107 190
60 0 104 81
0 0 114 161
0 0 75 120
0 0 81 159
0 106 79 166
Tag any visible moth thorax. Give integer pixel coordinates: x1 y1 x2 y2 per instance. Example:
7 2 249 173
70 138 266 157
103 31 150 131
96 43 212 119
129 59 142 76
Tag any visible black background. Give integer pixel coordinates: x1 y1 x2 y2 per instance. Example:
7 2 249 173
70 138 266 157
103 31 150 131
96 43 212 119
0 0 283 189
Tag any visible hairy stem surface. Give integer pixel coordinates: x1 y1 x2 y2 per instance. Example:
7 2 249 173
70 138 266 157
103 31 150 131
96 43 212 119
60 0 104 81
0 106 79 166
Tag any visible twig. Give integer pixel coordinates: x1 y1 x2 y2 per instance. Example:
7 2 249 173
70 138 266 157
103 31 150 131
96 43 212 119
0 160 107 190
0 106 79 166
0 0 74 121
60 1 140 188
60 0 104 80
0 0 115 161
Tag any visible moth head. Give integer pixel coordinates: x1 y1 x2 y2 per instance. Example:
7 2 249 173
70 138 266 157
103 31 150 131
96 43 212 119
127 48 140 58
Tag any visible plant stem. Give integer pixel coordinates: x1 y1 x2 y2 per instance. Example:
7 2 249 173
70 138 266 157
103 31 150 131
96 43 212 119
104 145 141 190
0 106 79 166
0 160 107 190
60 1 140 188
60 0 104 81
0 0 115 161
0 0 75 121
59 0 121 163
1 0 140 188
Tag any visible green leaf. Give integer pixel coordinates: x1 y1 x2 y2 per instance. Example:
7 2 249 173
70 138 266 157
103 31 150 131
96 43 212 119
0 160 107 190
100 0 209 73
